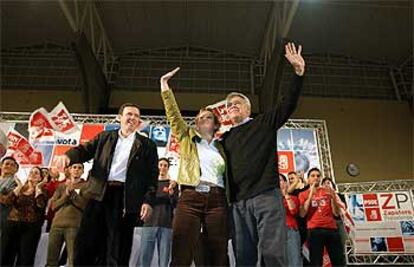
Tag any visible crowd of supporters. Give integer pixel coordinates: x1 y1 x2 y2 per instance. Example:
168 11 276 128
0 155 349 267
0 157 89 266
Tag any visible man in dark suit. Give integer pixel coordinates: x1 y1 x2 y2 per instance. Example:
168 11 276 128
55 103 159 266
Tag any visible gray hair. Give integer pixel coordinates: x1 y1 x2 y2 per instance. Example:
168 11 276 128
225 92 252 111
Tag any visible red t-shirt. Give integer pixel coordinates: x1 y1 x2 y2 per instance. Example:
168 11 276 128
299 187 337 230
283 195 299 230
44 180 62 199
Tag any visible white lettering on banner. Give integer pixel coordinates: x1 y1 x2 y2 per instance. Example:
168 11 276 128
346 191 414 254
364 200 378 206
383 210 413 216
56 138 78 146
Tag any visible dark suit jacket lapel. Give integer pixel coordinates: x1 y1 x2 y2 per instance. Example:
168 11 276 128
127 133 142 168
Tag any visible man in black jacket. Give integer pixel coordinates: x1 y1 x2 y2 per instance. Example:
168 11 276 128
221 42 305 266
55 103 159 266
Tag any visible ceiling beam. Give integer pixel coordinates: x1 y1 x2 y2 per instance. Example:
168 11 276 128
281 0 300 38
260 0 300 71
58 0 77 32
59 0 114 113
258 0 300 112
58 0 115 80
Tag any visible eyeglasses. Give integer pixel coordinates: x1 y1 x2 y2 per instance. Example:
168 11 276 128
227 100 245 108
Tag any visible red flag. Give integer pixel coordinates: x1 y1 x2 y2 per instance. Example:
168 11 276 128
7 129 43 166
28 108 55 142
207 100 233 138
166 133 180 156
29 102 78 142
49 102 77 133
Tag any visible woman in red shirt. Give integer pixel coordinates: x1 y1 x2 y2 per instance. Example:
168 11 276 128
299 168 345 267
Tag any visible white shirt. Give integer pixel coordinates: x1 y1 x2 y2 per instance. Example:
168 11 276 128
233 117 252 128
107 131 136 182
196 139 225 188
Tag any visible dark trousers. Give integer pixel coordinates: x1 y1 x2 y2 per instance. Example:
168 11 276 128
74 185 136 266
231 188 287 267
1 220 42 266
171 187 229 267
308 228 345 267
297 217 310 266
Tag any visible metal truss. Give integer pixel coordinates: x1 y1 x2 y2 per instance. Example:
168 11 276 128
1 42 82 90
400 56 413 109
2 42 400 101
338 179 414 194
119 44 257 61
345 243 414 265
58 0 116 80
0 113 335 180
280 53 396 100
390 64 411 102
283 119 335 180
114 45 263 95
260 0 300 72
69 114 197 126
0 112 197 127
0 112 190 126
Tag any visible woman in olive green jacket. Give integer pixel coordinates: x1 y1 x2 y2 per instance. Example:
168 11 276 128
160 67 229 267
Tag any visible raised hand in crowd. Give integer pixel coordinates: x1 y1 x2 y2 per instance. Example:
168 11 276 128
287 173 300 193
300 182 317 217
326 186 341 216
65 180 74 196
53 154 71 172
284 42 305 76
49 166 60 180
281 183 288 197
37 174 48 188
13 176 23 196
160 67 180 92
35 176 47 197
308 182 317 200
298 170 305 182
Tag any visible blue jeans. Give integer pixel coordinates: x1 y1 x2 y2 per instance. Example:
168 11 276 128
138 227 172 267
231 188 287 266
287 228 302 267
